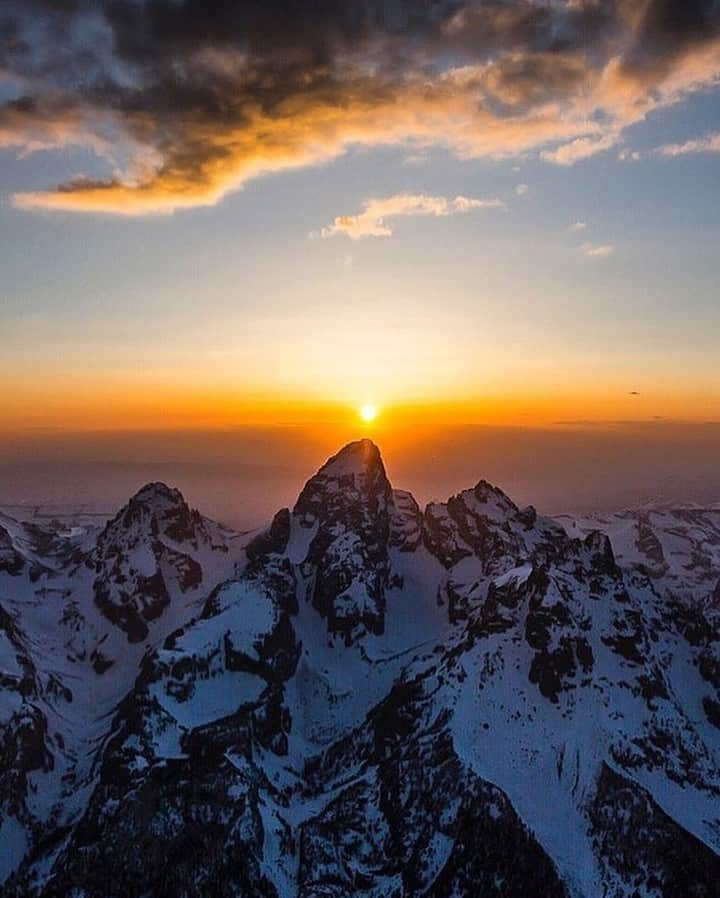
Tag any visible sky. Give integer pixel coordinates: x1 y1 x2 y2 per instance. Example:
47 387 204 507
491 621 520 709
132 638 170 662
1 1 720 518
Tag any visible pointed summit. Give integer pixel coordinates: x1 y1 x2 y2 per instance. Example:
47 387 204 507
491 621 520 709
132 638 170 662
91 483 225 643
130 481 185 510
294 438 391 523
102 482 189 548
292 439 394 643
109 482 208 547
316 438 384 478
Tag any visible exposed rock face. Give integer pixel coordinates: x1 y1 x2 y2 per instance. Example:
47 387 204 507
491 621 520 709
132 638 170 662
0 484 239 884
0 525 25 577
558 503 720 604
0 603 63 883
293 439 395 642
299 672 570 898
589 764 720 895
424 481 571 623
34 574 302 898
91 482 229 642
2 440 720 897
0 607 52 800
712 576 720 605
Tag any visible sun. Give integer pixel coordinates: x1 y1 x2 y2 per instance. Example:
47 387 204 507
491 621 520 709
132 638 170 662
359 402 378 423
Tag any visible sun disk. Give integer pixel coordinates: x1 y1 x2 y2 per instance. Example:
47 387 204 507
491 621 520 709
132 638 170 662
360 403 378 423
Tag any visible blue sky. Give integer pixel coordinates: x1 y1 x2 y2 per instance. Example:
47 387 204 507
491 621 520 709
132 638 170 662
1 1 720 433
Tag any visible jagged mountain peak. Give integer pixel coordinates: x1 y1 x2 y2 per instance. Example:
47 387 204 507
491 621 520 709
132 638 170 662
293 438 392 528
100 481 203 548
4 446 720 898
292 438 390 517
316 437 384 477
471 477 516 502
91 483 233 644
290 439 395 643
130 481 186 510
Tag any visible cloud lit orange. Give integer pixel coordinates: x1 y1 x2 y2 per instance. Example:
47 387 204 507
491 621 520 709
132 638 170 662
5 7 720 215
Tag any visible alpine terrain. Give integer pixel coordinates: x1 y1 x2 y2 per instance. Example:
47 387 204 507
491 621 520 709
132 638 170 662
1 439 720 897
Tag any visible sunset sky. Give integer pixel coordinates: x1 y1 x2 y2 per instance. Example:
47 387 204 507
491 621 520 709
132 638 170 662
1 1 720 497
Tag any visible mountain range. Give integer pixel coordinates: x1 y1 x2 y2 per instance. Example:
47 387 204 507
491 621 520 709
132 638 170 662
1 439 719 897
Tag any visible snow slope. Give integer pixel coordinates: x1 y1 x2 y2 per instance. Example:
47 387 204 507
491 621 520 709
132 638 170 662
2 440 719 897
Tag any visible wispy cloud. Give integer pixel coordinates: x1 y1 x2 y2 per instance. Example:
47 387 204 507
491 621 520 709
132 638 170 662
541 134 620 166
619 131 720 161
569 221 613 257
514 183 529 197
655 132 720 157
580 241 614 258
317 194 504 240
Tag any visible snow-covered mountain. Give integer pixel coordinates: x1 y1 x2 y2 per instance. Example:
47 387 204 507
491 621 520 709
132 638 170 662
556 503 720 607
1 440 719 897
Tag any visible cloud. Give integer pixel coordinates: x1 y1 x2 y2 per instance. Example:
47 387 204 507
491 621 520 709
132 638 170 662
619 130 720 161
570 222 614 256
618 148 643 162
318 193 504 239
655 131 720 156
541 133 621 166
1 1 720 214
0 96 114 158
580 241 614 258
514 183 529 197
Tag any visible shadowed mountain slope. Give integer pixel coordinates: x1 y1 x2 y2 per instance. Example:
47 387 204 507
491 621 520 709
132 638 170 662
2 440 719 897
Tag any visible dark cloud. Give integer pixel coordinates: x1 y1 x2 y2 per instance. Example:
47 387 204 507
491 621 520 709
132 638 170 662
1 0 719 213
104 0 402 63
626 0 720 69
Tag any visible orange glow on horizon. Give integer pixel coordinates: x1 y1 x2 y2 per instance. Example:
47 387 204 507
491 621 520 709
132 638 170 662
3 378 720 444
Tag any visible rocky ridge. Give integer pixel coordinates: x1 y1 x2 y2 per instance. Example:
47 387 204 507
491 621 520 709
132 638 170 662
1 439 719 897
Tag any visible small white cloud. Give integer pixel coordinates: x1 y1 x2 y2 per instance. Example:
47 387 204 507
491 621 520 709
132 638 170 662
570 221 587 232
654 132 720 157
317 193 505 239
580 241 614 258
514 183 529 197
618 148 642 162
541 134 619 166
